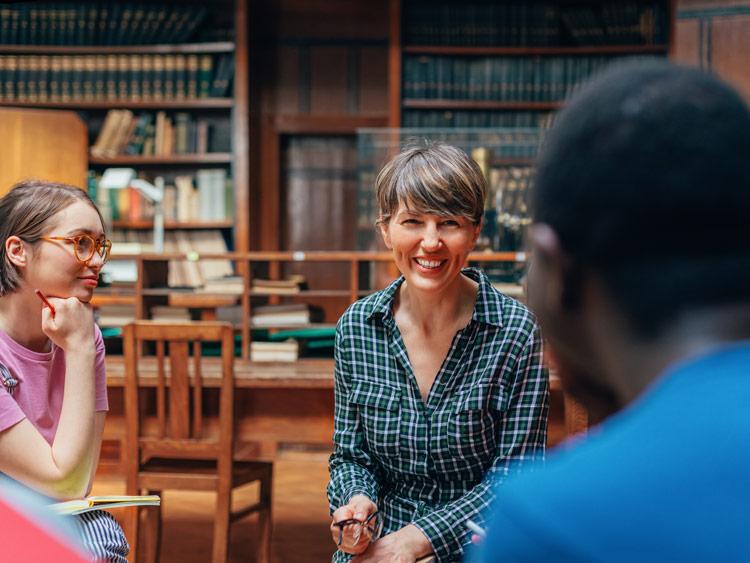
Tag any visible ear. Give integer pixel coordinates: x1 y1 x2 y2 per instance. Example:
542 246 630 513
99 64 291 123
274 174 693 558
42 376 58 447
5 235 29 269
471 217 483 246
379 220 393 250
526 224 568 315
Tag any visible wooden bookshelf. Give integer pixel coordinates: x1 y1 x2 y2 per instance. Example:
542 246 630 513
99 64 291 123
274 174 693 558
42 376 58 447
403 44 670 56
0 100 234 110
90 154 232 166
0 41 235 55
402 100 564 110
112 220 234 230
114 251 525 359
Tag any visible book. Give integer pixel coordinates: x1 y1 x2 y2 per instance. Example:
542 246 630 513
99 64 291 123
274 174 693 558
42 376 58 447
250 340 299 362
50 495 160 516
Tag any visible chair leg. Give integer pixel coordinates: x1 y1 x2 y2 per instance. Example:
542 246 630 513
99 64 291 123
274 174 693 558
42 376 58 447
258 468 273 563
125 506 139 563
211 488 231 563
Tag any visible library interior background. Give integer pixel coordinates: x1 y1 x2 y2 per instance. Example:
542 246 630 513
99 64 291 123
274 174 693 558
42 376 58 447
1 0 749 561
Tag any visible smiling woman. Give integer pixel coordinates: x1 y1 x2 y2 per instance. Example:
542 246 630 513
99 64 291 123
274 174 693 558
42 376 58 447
327 143 550 563
0 180 128 562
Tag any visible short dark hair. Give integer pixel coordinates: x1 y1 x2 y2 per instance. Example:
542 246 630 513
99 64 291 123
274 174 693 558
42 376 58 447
533 60 750 337
0 179 104 296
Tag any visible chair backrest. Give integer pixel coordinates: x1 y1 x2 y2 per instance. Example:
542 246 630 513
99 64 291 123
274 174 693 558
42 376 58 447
122 321 235 466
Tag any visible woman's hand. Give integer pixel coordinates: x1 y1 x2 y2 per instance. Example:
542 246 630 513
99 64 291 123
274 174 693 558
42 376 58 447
352 524 433 563
330 494 378 554
41 297 95 353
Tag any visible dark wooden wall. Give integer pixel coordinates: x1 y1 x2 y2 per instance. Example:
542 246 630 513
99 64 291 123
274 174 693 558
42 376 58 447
674 1 750 100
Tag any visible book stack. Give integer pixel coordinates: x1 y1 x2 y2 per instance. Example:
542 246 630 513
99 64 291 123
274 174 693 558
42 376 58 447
200 276 244 295
250 340 299 362
96 304 136 328
250 275 306 295
150 306 191 322
250 303 323 328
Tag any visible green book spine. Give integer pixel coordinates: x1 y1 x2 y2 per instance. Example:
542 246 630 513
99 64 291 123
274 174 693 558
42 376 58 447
198 55 212 98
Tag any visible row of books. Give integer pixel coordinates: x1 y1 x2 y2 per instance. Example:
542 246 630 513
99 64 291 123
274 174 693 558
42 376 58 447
101 169 231 223
0 53 233 102
404 0 668 47
402 54 659 103
0 3 207 46
401 109 552 130
106 229 233 288
91 110 231 157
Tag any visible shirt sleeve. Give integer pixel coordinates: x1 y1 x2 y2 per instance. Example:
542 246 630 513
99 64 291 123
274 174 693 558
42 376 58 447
412 324 549 562
0 384 25 434
93 324 109 412
327 319 381 514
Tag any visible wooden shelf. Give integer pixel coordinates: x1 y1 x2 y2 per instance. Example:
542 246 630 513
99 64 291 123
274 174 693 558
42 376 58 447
402 99 563 110
0 42 235 55
403 44 670 56
112 220 234 230
0 99 234 110
90 154 232 166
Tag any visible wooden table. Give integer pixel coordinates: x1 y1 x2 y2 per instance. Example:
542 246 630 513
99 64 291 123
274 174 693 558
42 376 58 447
103 357 582 466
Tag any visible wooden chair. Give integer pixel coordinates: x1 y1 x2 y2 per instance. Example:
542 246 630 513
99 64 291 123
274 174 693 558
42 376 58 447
123 321 273 563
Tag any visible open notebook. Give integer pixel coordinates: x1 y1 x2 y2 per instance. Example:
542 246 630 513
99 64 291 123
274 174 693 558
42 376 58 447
50 495 161 516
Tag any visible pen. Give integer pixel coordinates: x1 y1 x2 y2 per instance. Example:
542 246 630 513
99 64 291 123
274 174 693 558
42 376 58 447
35 289 56 318
466 519 486 539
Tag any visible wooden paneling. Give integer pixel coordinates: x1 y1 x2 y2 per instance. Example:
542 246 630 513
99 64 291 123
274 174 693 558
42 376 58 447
673 18 701 66
710 15 750 99
276 46 301 114
310 47 350 114
278 0 389 39
0 108 87 194
359 47 390 115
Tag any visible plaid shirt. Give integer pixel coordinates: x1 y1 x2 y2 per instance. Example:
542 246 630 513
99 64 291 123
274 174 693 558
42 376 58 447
328 268 549 562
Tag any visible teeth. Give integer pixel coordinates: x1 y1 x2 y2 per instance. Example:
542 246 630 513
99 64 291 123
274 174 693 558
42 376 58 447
415 259 442 269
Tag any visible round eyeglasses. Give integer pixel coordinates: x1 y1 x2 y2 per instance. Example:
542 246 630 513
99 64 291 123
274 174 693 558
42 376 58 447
40 234 112 264
333 511 383 548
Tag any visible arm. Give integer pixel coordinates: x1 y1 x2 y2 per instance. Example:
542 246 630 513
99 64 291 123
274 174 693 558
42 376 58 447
0 298 100 500
327 320 382 552
411 326 549 561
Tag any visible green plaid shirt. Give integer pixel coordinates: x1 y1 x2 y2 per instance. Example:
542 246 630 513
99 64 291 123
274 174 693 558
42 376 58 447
328 268 549 562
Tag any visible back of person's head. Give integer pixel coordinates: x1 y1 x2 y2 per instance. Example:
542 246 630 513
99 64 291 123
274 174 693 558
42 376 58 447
375 141 487 226
0 179 101 296
533 60 750 338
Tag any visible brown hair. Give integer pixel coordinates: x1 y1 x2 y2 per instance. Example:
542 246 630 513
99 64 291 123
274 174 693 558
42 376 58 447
0 179 104 296
375 141 487 226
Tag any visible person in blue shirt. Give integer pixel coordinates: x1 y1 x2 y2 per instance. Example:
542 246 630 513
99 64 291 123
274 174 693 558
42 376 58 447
479 60 750 562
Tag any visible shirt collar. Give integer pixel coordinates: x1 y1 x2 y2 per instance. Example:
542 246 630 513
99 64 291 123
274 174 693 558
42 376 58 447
366 267 505 329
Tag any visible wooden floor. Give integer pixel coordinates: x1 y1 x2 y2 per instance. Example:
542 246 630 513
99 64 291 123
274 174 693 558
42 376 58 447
93 450 334 563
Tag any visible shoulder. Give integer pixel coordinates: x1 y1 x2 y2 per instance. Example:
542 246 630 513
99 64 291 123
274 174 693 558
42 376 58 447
469 268 539 341
337 282 397 334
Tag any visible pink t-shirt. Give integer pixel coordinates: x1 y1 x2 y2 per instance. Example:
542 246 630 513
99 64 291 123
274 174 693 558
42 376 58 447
0 325 108 445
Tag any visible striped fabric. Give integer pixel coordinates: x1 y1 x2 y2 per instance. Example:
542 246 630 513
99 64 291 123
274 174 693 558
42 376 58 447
328 268 549 562
74 510 129 562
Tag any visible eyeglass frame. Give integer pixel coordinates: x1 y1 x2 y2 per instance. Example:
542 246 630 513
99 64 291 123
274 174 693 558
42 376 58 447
333 510 384 547
39 234 113 264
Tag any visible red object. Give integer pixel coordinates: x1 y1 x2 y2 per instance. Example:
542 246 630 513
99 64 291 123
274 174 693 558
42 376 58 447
34 289 56 318
0 497 87 562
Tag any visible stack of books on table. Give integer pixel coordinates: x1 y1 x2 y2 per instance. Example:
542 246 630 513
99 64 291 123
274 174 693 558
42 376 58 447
250 303 323 328
199 276 244 294
150 306 191 322
250 275 306 295
96 304 136 328
250 340 299 362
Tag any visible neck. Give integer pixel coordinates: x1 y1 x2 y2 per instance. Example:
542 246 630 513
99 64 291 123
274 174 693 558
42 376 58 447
396 273 478 333
595 302 750 407
0 288 50 353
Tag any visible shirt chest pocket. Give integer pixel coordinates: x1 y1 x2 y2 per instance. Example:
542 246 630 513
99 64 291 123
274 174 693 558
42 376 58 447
349 381 401 460
449 383 507 465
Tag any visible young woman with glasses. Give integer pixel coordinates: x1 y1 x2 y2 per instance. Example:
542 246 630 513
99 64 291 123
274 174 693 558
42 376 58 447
0 180 127 561
328 143 549 562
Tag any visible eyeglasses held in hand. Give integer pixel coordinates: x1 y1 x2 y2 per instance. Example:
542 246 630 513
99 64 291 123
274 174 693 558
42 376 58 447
40 235 112 264
333 511 384 548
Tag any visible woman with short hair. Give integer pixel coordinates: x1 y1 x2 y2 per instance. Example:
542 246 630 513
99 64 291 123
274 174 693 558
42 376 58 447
328 143 549 562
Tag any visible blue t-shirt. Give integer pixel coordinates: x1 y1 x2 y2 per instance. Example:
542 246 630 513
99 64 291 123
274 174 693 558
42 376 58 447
478 342 750 563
